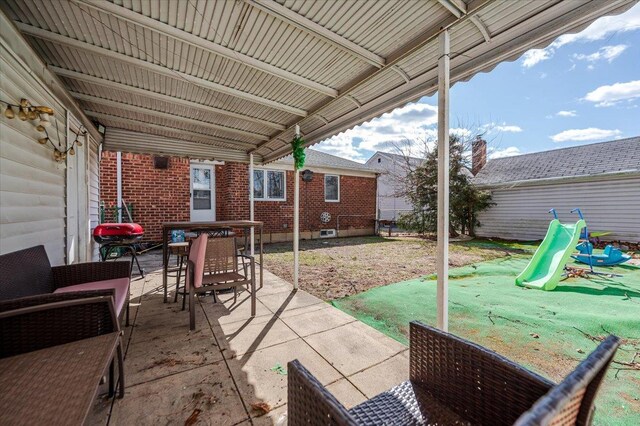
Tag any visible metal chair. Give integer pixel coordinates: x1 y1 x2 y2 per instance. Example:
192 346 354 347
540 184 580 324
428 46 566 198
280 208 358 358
186 236 255 330
167 242 189 310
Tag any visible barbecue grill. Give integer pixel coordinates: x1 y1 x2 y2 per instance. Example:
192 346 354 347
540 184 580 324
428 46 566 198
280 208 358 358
93 223 145 277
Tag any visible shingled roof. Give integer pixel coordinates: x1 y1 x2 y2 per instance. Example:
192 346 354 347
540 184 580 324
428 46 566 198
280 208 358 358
474 137 640 186
275 149 376 173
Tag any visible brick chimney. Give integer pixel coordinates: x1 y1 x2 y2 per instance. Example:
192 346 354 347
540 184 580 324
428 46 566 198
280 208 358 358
472 136 487 176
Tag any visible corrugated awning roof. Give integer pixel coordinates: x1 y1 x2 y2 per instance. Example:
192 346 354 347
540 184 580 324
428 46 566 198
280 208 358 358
2 0 635 164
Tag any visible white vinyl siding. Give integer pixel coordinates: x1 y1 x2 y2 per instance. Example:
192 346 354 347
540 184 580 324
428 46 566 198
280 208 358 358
0 45 67 264
366 153 414 220
88 134 100 261
475 177 640 242
324 174 340 202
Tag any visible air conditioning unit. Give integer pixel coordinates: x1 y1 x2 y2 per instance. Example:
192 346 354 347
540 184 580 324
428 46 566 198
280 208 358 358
319 229 336 238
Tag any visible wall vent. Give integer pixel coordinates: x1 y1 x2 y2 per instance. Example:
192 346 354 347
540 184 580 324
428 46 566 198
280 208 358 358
319 229 336 238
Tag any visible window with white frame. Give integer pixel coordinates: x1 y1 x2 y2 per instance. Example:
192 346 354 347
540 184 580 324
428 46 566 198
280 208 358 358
253 169 285 201
324 174 339 202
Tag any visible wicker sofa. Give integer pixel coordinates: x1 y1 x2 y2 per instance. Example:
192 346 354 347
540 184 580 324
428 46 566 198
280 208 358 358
288 321 619 425
0 245 131 326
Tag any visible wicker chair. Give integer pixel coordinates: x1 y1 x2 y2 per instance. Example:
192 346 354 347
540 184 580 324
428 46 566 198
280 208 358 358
288 321 619 425
0 295 125 398
0 245 132 326
186 235 256 330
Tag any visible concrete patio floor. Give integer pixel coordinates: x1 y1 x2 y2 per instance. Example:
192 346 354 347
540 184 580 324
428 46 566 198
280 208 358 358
90 252 409 425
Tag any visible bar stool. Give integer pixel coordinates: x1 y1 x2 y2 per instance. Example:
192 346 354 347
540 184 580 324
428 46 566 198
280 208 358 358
167 242 190 309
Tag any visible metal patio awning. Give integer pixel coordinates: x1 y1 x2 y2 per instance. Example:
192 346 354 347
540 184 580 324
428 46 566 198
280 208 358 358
1 0 635 164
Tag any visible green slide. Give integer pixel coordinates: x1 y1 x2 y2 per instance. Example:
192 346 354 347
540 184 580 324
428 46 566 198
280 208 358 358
515 219 586 291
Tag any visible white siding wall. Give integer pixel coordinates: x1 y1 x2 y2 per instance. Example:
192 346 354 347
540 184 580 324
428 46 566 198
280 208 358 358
366 153 413 220
0 46 67 264
88 134 101 261
66 113 96 263
476 177 640 242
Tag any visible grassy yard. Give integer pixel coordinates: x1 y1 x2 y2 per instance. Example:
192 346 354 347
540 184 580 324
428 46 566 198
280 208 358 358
331 241 640 425
262 236 513 300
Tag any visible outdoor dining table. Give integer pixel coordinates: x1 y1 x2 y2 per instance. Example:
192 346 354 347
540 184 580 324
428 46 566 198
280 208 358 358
162 220 264 303
0 332 122 424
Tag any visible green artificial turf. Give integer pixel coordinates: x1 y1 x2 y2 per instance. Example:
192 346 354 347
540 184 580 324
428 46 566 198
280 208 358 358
332 245 640 425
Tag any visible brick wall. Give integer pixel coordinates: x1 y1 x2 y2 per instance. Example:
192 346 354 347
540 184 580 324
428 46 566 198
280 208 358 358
100 152 376 242
100 152 190 241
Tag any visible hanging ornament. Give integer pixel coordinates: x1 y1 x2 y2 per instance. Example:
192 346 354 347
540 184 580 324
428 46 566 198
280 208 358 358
39 113 51 127
291 134 306 170
4 105 15 119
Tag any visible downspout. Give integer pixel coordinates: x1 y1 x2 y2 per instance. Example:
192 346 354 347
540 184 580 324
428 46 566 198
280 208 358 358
249 153 255 256
116 151 122 223
375 173 380 234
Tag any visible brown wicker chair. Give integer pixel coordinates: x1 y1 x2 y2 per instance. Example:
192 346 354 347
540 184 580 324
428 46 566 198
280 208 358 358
186 235 256 330
288 321 619 425
0 245 131 326
0 295 125 398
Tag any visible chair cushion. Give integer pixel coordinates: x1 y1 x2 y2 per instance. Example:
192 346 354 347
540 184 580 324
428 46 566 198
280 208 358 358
187 234 208 289
348 381 471 425
53 278 129 316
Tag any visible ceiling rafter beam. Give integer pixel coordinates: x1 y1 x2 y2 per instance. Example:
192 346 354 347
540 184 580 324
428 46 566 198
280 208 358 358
84 111 257 150
345 95 362 108
52 67 285 130
316 114 329 125
246 0 385 68
71 92 268 141
71 0 337 98
437 0 461 18
19 22 307 116
470 15 492 42
391 65 411 83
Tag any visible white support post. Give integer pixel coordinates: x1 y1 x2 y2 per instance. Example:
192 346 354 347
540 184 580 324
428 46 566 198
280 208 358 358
293 126 301 289
437 30 450 332
249 153 255 256
116 151 122 223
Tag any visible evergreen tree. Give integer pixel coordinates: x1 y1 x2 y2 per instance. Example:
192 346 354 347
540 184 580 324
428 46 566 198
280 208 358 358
397 135 493 236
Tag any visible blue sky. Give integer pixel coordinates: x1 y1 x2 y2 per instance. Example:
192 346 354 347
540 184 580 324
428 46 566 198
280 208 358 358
314 4 640 162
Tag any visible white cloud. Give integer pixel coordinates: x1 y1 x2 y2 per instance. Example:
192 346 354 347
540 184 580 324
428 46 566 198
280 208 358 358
489 146 522 159
521 49 552 68
550 128 622 142
573 44 628 63
556 110 577 117
583 80 640 107
316 102 439 159
494 125 523 133
520 4 640 68
313 134 368 163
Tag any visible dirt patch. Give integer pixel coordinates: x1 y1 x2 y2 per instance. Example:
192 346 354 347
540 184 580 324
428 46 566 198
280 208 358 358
263 236 506 300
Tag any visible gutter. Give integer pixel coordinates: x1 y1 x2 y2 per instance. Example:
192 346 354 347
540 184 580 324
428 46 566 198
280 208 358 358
475 170 640 190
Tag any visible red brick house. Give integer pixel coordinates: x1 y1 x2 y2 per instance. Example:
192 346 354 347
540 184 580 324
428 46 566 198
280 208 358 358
100 149 378 243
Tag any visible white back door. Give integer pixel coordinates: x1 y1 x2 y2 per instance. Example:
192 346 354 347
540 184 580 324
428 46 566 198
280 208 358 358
190 164 215 222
